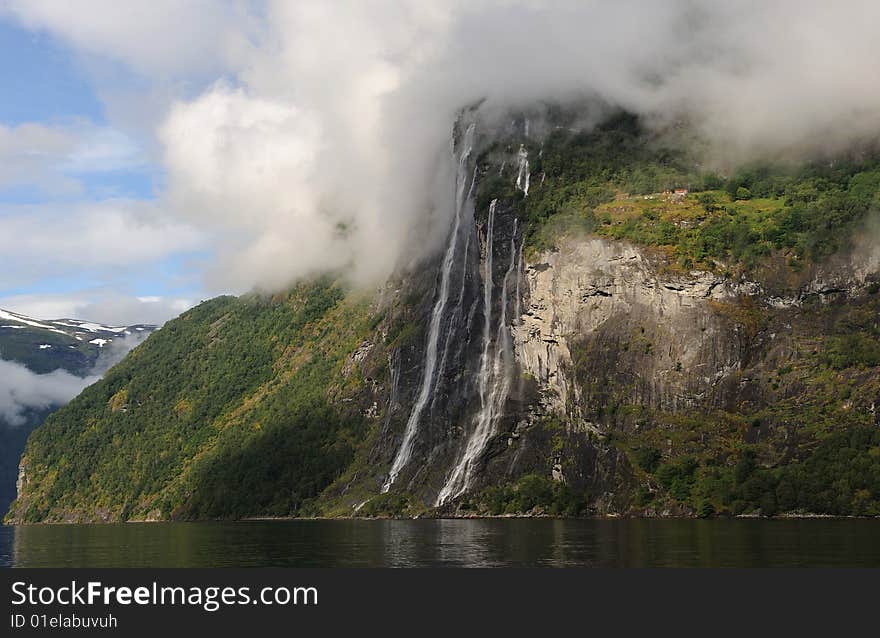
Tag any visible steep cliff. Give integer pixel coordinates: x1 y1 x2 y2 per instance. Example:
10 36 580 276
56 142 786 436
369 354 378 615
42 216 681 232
8 110 880 523
476 234 880 516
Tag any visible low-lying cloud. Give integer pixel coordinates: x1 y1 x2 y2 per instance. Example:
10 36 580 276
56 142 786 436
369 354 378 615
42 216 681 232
0 332 148 427
6 1 880 293
0 360 97 426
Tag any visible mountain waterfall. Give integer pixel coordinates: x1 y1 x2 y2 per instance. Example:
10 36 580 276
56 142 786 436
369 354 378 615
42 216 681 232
437 213 520 505
382 123 478 492
383 116 527 505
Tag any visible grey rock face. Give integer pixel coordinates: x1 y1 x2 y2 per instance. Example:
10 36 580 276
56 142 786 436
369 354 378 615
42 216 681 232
513 237 747 418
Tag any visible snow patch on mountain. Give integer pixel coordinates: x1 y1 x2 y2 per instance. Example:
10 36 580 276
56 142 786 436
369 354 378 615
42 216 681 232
0 308 154 340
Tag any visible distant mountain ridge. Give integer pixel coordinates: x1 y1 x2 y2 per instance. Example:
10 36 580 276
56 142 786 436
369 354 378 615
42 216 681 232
0 307 153 374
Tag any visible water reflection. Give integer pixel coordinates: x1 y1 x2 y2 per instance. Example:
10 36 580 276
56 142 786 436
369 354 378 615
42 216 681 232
2 518 879 568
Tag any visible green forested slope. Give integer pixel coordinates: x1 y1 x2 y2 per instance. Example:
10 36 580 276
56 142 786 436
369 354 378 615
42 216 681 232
0 313 153 516
481 113 880 275
7 281 380 522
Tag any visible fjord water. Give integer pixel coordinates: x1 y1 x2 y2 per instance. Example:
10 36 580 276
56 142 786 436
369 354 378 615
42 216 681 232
3 519 880 568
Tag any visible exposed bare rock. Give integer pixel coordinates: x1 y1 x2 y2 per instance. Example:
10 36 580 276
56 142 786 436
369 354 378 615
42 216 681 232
512 237 746 418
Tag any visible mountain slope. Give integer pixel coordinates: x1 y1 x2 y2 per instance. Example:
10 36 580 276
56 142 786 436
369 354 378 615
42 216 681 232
7 286 387 522
0 308 154 514
8 110 880 522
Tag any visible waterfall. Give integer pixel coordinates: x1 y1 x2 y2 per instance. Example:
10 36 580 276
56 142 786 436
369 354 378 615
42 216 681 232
437 214 520 505
383 122 476 492
477 200 498 427
514 240 523 325
515 145 530 196
495 219 519 370
435 210 474 390
384 351 401 429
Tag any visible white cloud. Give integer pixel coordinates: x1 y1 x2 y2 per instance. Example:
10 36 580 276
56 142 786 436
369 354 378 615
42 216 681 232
153 0 880 291
1 0 261 78
6 0 880 295
0 122 81 196
61 125 145 175
0 120 146 197
0 199 204 288
74 295 193 326
0 331 149 426
0 359 97 426
160 83 350 290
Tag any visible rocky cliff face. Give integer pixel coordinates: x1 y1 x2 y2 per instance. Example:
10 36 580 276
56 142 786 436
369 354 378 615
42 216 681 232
353 114 880 515
361 117 530 509
378 225 880 516
514 238 750 417
498 238 750 509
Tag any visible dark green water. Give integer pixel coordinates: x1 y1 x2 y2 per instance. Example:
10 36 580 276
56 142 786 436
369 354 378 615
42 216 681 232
2 519 879 567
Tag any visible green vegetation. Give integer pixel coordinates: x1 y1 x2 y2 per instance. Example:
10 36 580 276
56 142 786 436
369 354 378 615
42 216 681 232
508 112 880 274
0 322 130 516
636 428 880 516
656 456 700 502
567 258 880 517
822 333 880 369
356 492 418 518
479 474 589 516
0 408 51 517
813 297 880 363
8 280 379 523
634 446 662 473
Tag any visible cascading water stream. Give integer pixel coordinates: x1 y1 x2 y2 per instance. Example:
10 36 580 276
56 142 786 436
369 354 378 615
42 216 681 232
437 213 520 505
435 207 474 390
515 145 530 196
514 240 523 325
382 123 476 492
476 200 497 426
